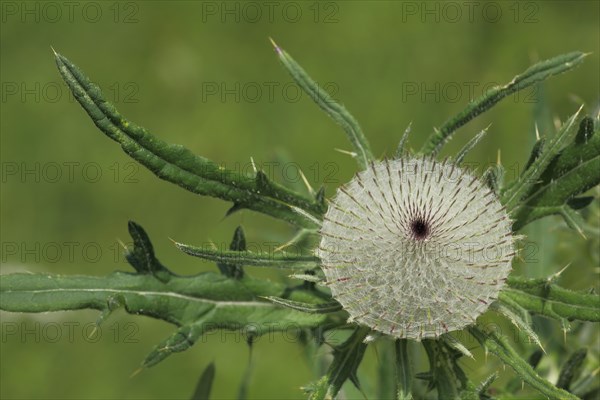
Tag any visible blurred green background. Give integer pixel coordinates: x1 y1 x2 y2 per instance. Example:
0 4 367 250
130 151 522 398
1 1 599 399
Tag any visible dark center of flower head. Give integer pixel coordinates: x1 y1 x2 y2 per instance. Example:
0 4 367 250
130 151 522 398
410 218 430 240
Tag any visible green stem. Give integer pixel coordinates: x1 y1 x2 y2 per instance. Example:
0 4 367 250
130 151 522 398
395 339 413 400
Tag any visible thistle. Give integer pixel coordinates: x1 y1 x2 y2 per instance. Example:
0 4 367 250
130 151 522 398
1 42 598 400
319 158 514 340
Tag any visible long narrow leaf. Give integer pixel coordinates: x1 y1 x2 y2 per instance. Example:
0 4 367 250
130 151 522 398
54 50 323 228
191 363 216 400
175 241 319 269
0 271 329 366
271 39 374 169
469 327 578 400
421 52 587 155
263 296 342 314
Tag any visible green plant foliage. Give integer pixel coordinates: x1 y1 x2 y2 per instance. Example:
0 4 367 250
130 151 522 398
420 52 587 156
420 339 477 399
270 38 374 169
557 349 587 391
0 222 332 368
175 240 320 269
190 363 216 400
395 339 413 400
1 43 598 400
216 226 246 279
510 116 600 231
501 275 600 322
469 326 579 400
52 51 324 228
305 326 370 400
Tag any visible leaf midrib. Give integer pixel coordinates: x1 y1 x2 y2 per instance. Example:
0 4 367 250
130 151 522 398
2 287 271 308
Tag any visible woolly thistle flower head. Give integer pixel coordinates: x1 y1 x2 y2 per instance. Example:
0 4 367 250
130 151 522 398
318 158 515 340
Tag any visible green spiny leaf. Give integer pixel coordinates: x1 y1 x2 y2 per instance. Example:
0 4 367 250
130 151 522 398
421 52 587 155
537 116 599 189
270 39 374 169
454 125 490 165
216 226 246 279
308 326 370 400
560 205 589 238
576 116 595 143
125 221 173 283
54 50 322 228
489 301 545 352
483 163 505 194
316 186 327 207
468 326 578 400
175 240 319 270
511 116 600 230
144 322 208 367
440 334 474 360
476 372 498 400
395 122 412 159
254 169 312 213
503 107 583 213
421 339 476 399
263 296 342 314
0 271 328 321
0 271 330 367
523 136 547 171
502 276 600 322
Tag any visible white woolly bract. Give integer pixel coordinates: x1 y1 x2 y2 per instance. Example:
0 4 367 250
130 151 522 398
318 158 514 340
